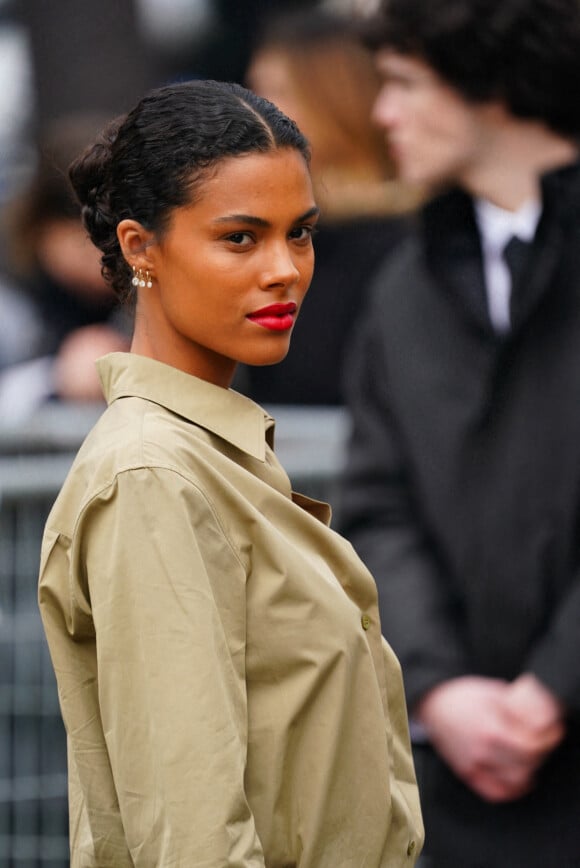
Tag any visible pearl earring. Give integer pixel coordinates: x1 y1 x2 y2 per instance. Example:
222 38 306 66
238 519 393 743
132 267 153 288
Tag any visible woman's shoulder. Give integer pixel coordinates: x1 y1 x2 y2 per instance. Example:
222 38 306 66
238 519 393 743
48 396 212 532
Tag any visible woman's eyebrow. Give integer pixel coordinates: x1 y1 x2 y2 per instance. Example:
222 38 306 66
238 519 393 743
213 214 270 227
296 206 321 223
213 206 320 228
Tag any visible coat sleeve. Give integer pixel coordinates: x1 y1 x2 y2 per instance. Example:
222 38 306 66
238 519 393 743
339 309 470 710
43 465 265 867
526 577 580 714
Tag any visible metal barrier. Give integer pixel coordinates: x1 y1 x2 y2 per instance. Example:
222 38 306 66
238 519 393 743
0 480 68 868
0 402 349 867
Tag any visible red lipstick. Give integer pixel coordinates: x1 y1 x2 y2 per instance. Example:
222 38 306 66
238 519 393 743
247 302 297 332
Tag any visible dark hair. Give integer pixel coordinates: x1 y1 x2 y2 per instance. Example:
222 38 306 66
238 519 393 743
364 0 580 138
69 79 310 300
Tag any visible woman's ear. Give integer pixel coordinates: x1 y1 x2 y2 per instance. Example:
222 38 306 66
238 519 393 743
117 219 156 272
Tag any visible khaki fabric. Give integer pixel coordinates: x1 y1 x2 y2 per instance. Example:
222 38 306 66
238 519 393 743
39 352 423 867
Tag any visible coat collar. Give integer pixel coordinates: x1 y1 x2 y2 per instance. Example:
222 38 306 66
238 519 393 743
421 159 580 339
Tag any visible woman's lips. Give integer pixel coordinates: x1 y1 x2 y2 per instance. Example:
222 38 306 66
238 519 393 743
246 302 297 332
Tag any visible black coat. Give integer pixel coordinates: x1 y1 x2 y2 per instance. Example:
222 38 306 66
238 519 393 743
340 161 580 867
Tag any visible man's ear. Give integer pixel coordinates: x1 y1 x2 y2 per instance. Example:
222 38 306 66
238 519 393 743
117 219 157 272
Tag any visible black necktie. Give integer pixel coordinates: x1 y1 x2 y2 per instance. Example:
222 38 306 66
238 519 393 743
503 234 531 289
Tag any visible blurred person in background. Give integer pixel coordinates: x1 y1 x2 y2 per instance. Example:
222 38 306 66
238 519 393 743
0 116 130 422
1 0 148 398
339 0 580 865
233 8 423 405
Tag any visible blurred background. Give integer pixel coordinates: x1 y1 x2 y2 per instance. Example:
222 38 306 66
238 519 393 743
0 1 421 864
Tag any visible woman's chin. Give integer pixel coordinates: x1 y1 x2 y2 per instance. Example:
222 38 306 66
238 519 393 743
242 343 292 367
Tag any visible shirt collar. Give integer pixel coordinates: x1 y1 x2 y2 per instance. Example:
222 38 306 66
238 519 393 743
97 352 274 462
474 196 541 255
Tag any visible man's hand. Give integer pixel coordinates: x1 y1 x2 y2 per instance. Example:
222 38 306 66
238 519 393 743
414 675 565 803
503 673 565 754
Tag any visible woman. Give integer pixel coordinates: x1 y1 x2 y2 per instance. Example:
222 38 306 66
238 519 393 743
38 79 423 867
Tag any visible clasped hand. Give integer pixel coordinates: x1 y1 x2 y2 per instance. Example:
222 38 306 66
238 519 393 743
415 674 565 803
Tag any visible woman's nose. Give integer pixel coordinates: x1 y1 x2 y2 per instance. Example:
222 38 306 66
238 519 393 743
259 243 301 290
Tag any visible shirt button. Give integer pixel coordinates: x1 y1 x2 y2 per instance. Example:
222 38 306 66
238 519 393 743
361 613 371 630
407 840 416 856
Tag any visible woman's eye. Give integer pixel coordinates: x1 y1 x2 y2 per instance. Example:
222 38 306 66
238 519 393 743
226 232 253 245
290 225 317 242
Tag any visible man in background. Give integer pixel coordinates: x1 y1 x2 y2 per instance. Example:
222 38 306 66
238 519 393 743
340 1 580 864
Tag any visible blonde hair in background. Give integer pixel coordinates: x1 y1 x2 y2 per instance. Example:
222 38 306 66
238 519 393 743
246 9 424 220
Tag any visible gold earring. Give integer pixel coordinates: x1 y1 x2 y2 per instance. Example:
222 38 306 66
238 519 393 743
131 267 153 288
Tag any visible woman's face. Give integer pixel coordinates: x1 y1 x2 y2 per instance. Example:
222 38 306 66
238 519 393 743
133 148 318 387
